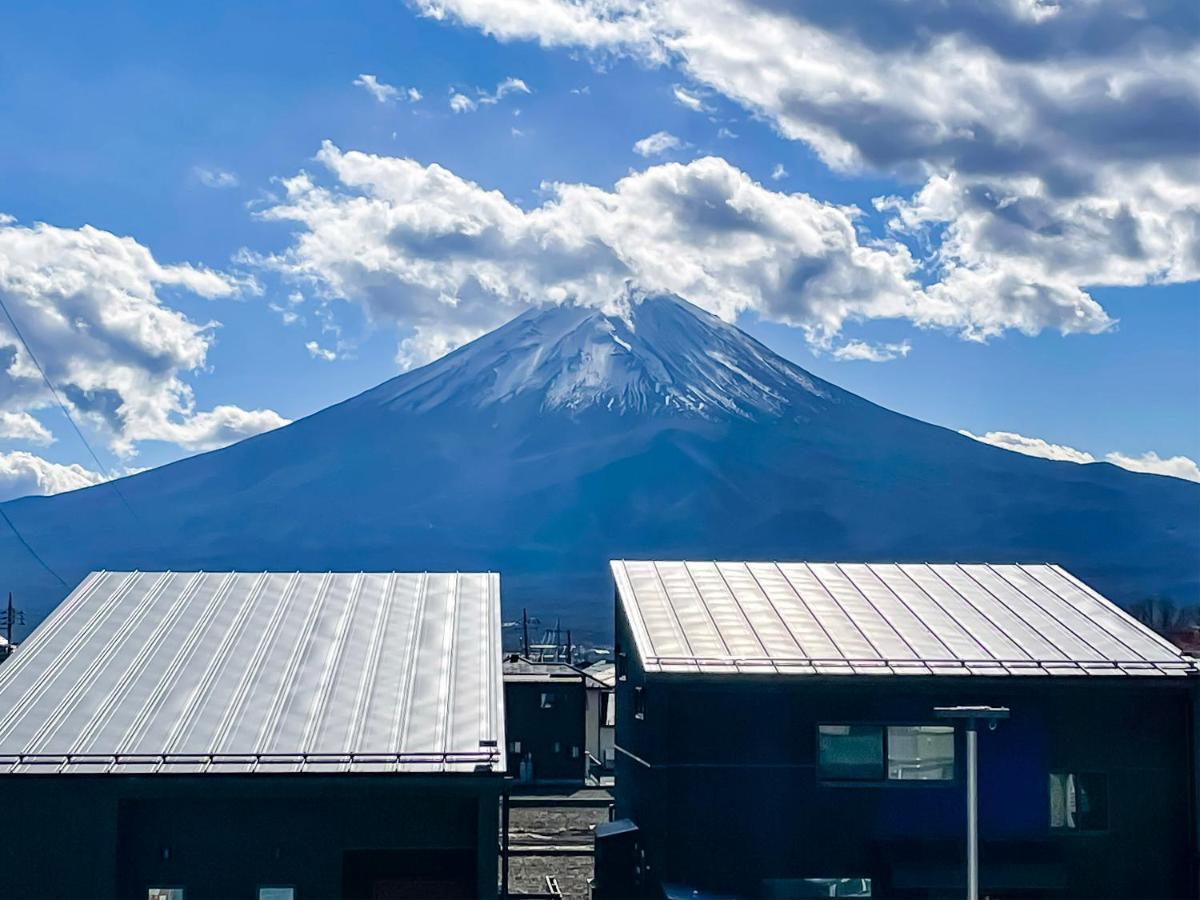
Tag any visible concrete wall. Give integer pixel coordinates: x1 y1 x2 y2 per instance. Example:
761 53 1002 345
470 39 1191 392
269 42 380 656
613 599 1197 899
0 775 501 900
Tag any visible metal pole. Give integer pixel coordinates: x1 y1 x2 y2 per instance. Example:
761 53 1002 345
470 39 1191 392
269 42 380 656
501 791 510 898
522 608 529 658
967 720 978 900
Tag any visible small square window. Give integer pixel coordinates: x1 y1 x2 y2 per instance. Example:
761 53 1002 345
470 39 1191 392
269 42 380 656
818 725 883 781
508 740 521 753
553 741 561 753
571 745 580 758
633 686 646 720
540 691 555 709
258 889 295 900
887 725 954 781
1050 772 1108 830
148 890 184 900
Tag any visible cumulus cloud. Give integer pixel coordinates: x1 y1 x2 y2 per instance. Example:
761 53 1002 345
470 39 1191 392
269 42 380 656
960 430 1200 483
449 76 530 113
0 411 53 444
0 216 289 456
0 451 106 501
193 167 239 189
353 74 421 104
1105 451 1200 483
959 430 1097 464
415 0 1200 335
633 131 682 157
253 142 943 366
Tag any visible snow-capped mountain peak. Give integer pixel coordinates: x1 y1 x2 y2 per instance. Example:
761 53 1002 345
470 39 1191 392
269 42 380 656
367 292 829 419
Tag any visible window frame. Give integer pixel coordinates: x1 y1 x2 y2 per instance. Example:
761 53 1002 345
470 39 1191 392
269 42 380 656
256 888 297 900
816 721 959 788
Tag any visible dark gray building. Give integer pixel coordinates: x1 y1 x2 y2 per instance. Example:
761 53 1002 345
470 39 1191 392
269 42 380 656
610 560 1198 899
0 570 507 900
504 656 601 783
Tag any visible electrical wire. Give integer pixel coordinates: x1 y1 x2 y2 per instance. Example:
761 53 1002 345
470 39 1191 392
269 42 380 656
0 293 151 587
0 293 143 527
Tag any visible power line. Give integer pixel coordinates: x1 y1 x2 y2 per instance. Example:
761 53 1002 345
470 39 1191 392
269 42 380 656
0 506 66 588
0 292 144 528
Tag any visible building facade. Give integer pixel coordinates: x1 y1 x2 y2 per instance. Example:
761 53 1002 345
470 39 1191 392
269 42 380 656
0 570 507 900
504 657 590 783
611 560 1198 899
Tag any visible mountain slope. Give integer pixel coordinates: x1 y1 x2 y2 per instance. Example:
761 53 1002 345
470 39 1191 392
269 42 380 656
2 293 1197 637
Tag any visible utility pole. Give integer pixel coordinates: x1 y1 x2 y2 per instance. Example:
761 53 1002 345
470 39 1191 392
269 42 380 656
934 705 1010 900
522 608 529 658
566 630 573 666
4 593 12 647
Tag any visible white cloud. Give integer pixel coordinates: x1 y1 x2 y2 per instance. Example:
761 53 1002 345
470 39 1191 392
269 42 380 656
449 76 530 113
416 0 1200 337
0 451 106 501
193 167 238 189
672 85 707 112
959 430 1097 465
960 430 1200 483
0 216 288 457
305 340 338 362
354 74 421 104
134 405 290 453
832 340 910 362
255 142 1128 365
0 411 53 444
254 142 935 366
633 131 682 157
770 163 787 181
717 127 737 139
1105 451 1200 484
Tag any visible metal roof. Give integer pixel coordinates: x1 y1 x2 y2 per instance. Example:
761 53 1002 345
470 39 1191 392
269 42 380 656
0 571 506 775
612 561 1195 677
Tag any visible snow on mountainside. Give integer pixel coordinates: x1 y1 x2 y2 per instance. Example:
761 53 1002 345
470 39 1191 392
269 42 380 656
0 291 1197 638
361 293 827 418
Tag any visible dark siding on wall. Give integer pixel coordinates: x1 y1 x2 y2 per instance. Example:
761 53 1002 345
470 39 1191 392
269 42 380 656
505 679 587 782
614 598 1197 899
0 775 501 900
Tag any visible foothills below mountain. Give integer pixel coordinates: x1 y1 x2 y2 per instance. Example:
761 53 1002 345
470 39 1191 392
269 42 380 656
3 293 1197 637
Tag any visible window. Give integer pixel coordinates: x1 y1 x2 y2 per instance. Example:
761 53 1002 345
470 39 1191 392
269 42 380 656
818 725 884 780
1049 772 1108 830
819 724 955 783
633 686 646 720
508 740 521 753
258 889 295 900
553 741 562 753
886 725 954 780
539 691 555 709
148 890 184 900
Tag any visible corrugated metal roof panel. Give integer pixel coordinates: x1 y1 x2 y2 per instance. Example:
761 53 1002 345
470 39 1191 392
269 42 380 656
612 561 1195 678
0 571 505 775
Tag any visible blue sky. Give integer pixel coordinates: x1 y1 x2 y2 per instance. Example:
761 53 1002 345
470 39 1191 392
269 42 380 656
0 0 1196 496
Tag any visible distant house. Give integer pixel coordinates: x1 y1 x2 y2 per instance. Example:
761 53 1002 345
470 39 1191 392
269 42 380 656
503 656 591 783
609 561 1198 899
584 661 617 775
0 570 506 900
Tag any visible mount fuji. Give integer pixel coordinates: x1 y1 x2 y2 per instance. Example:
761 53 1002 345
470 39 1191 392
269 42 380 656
2 293 1197 637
